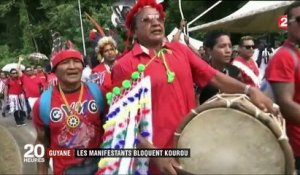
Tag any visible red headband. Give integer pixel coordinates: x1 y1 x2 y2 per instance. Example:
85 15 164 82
51 49 83 70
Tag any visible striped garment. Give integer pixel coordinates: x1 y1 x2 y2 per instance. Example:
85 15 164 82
8 94 27 113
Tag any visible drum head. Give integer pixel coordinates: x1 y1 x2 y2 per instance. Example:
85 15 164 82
177 108 285 174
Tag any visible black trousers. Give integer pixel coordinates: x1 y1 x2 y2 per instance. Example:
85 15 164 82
25 98 31 114
295 157 300 175
13 110 26 125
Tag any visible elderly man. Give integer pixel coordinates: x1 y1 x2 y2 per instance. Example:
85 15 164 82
33 41 105 175
266 1 300 172
112 0 277 174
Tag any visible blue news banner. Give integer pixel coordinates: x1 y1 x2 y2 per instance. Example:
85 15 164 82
75 149 191 158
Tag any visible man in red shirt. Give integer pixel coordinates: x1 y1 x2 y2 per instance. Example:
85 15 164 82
5 68 27 126
91 36 118 91
265 1 300 171
232 36 260 87
17 57 43 119
33 41 105 175
35 65 48 88
111 0 278 174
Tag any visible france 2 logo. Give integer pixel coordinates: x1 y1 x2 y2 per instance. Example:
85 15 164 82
278 15 287 29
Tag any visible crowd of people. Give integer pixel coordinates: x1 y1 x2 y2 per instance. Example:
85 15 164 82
0 62 55 126
0 0 299 174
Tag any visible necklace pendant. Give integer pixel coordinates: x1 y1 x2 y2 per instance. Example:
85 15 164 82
67 115 81 128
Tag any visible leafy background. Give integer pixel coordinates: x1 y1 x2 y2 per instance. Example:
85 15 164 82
0 0 284 68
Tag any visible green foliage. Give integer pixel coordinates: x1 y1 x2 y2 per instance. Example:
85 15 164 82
0 0 280 69
0 0 16 17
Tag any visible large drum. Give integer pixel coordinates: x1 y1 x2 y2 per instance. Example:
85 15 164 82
175 94 295 174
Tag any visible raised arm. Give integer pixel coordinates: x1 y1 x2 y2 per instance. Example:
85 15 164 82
16 57 23 77
172 19 186 42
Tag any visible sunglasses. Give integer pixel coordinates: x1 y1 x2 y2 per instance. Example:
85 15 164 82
289 16 300 24
243 45 255 49
10 72 17 74
141 14 164 23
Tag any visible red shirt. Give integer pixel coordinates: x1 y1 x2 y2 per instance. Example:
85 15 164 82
112 42 217 149
92 64 112 92
7 78 23 95
233 56 260 87
45 73 57 90
37 72 47 87
21 74 42 98
266 40 300 156
33 85 104 175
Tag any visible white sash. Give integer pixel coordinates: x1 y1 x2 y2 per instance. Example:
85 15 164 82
232 60 260 87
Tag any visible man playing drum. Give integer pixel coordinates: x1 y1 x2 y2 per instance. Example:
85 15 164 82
112 0 279 174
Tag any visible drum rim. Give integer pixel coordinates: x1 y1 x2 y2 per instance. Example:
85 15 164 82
174 94 295 174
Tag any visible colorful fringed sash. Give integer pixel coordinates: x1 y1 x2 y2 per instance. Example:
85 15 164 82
97 76 152 174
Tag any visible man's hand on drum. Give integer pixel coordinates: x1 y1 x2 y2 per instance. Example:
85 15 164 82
211 73 279 115
153 157 182 174
248 87 279 115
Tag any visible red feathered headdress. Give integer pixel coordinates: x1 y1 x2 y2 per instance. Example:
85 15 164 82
50 32 83 71
125 0 165 33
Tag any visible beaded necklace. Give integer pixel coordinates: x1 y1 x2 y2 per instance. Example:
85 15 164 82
106 48 174 104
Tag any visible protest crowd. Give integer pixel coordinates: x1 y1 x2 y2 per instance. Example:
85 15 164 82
0 0 300 175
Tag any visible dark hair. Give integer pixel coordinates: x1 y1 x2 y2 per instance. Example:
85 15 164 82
45 64 52 73
35 65 42 69
25 66 32 71
204 30 230 49
10 68 17 73
285 2 300 20
239 36 254 46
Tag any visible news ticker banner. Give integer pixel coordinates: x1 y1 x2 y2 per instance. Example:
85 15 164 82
23 144 190 163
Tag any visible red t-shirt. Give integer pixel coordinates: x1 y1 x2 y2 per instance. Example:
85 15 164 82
33 84 104 175
37 72 48 87
233 56 260 87
113 42 217 173
21 74 42 98
45 73 58 90
7 78 23 95
92 64 112 92
266 40 300 156
112 42 217 149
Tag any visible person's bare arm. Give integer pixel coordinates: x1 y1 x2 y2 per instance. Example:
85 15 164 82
184 35 201 57
172 19 186 42
210 72 277 114
35 127 49 175
17 57 23 77
271 82 300 124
